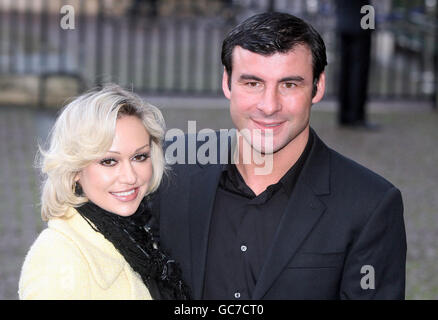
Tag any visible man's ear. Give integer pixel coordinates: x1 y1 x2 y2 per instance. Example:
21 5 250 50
311 72 326 104
222 68 231 100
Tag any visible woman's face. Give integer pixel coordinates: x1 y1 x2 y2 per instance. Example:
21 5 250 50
76 115 153 216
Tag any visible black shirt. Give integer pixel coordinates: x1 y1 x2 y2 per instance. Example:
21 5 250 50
202 132 314 299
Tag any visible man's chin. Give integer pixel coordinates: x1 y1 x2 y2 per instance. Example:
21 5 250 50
255 142 286 155
240 134 279 154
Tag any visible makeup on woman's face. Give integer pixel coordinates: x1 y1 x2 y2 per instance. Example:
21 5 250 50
76 115 153 217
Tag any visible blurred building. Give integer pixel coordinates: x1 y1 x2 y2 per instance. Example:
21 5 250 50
0 0 437 108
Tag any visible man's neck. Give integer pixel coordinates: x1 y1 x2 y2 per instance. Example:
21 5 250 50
235 127 310 196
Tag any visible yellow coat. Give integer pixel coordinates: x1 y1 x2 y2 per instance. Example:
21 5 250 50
19 207 152 300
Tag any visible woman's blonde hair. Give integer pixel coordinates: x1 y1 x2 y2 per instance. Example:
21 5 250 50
38 84 166 221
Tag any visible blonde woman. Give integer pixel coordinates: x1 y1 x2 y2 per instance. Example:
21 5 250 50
19 84 190 300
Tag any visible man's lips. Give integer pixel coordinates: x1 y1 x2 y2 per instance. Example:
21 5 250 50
110 187 139 202
251 119 285 130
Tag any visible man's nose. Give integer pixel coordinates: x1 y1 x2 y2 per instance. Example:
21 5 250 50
119 161 137 185
257 87 281 116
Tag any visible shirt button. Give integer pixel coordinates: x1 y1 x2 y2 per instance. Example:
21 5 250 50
234 292 241 299
240 245 247 252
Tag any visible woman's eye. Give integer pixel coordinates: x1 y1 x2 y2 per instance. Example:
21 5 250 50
100 158 117 166
133 153 150 162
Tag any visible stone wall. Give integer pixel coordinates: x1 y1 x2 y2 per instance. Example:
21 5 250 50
0 75 82 109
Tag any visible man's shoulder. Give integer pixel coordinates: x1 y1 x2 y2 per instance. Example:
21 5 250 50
308 129 396 195
325 144 397 194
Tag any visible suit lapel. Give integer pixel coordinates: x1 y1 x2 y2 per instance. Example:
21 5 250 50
252 182 326 299
252 129 331 299
188 164 223 299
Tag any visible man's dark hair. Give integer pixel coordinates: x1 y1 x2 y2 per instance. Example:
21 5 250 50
221 12 327 96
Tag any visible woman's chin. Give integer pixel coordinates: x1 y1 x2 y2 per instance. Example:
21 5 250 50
101 198 143 217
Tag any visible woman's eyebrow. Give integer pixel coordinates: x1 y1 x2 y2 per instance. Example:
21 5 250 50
108 143 150 154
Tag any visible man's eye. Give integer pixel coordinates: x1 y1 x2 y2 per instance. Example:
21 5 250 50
133 153 150 162
283 82 296 89
100 158 117 166
246 82 260 87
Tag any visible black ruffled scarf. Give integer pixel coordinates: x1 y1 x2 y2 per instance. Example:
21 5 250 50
75 198 190 300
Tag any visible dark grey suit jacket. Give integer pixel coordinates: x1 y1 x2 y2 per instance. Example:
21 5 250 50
151 128 406 299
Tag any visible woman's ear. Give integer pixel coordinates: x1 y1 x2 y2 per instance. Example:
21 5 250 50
73 173 84 196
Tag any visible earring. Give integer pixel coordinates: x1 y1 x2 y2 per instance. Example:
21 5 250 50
74 182 83 196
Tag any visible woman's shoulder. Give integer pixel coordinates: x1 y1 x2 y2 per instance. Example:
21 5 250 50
25 210 91 263
19 208 129 299
24 222 85 261
18 216 92 299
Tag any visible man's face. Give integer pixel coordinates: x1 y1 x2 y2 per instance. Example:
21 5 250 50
223 45 325 154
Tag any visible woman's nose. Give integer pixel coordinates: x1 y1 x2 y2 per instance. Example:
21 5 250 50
119 161 137 185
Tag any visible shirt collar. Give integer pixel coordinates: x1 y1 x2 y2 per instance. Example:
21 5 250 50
278 130 314 196
220 129 314 198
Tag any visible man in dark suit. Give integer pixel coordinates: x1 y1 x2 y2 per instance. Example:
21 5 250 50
335 0 376 129
152 12 406 299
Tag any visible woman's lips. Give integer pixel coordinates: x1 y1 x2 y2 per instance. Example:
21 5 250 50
110 187 139 202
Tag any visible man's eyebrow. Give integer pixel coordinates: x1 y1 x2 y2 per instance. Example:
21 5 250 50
279 76 305 82
238 74 264 82
108 143 150 154
238 74 305 83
